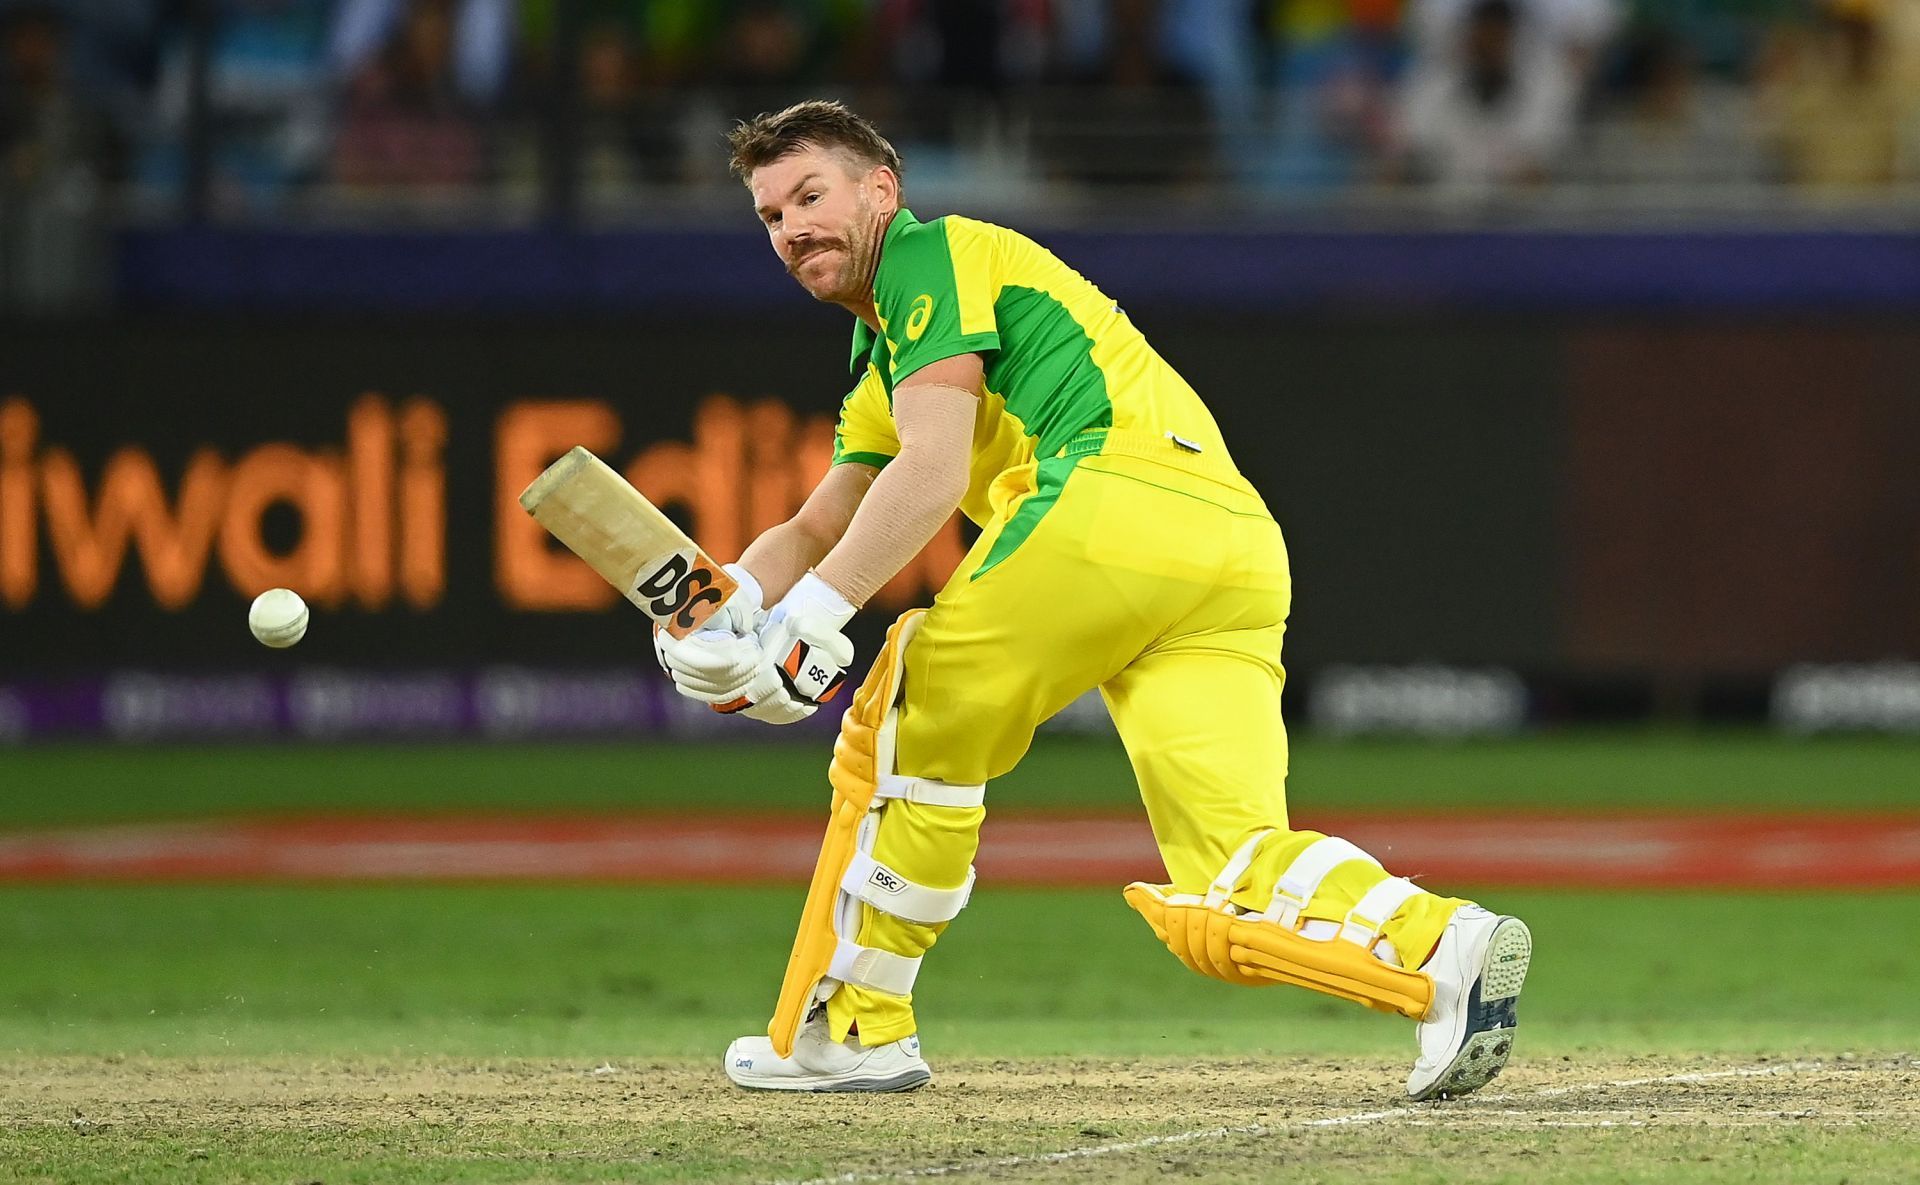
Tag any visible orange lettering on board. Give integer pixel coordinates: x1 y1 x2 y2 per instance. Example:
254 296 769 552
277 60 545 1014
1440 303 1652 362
0 398 36 608
793 415 835 498
495 400 622 610
347 394 395 609
692 397 746 560
38 446 229 610
217 445 346 602
745 400 796 540
6 395 442 614
398 399 447 609
626 397 756 560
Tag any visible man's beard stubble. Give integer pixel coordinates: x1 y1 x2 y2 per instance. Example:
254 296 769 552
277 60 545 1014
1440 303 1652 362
790 198 881 305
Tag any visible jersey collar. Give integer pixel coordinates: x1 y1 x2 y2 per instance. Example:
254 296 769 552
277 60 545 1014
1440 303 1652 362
848 207 920 374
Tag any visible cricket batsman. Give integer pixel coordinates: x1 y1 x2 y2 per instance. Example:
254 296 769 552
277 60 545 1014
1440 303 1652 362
653 100 1532 1101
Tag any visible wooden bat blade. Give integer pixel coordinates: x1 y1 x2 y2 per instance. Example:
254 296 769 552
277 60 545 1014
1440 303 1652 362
519 446 738 638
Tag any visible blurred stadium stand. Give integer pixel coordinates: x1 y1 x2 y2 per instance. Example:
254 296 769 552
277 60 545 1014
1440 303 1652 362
2 0 1917 739
3 0 1917 256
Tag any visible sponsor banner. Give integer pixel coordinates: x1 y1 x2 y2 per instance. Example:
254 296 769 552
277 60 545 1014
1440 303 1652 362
1772 662 1920 734
5 316 1914 691
0 319 965 673
0 316 1562 678
1307 664 1529 737
0 669 840 742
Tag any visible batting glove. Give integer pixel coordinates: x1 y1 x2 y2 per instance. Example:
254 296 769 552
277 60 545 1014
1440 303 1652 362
653 563 766 693
696 571 858 725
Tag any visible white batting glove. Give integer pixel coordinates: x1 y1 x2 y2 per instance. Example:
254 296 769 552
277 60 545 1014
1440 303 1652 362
700 571 858 725
653 563 767 698
658 630 763 699
765 569 855 632
743 616 855 722
737 679 821 725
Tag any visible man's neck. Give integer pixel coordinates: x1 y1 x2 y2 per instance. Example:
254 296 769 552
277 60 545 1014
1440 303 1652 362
842 297 881 331
841 208 900 331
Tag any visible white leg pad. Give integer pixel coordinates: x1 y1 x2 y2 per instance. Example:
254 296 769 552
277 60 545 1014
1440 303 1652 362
828 938 922 997
1261 836 1380 928
815 704 982 1005
841 852 976 924
1203 830 1274 908
875 776 986 807
1340 876 1425 948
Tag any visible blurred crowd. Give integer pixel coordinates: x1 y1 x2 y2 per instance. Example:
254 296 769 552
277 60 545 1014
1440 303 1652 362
3 0 1919 223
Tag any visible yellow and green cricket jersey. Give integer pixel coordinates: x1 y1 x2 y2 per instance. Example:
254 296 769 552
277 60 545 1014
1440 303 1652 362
834 209 1245 535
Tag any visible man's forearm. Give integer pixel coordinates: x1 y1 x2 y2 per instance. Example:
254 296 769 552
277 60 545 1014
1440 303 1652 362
814 382 975 607
815 449 967 607
737 518 840 606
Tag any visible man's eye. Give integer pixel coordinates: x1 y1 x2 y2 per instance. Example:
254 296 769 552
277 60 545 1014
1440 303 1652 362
805 193 821 205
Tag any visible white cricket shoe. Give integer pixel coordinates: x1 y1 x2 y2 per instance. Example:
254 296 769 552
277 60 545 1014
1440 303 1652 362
1407 906 1532 1101
724 1013 931 1093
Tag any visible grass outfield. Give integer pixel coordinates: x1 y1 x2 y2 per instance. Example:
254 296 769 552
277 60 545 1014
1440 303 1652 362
2 730 1918 825
1 885 1915 1059
1 884 1917 1182
2 732 1917 1182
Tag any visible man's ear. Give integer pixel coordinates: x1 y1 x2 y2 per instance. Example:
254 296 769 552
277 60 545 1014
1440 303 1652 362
869 164 901 213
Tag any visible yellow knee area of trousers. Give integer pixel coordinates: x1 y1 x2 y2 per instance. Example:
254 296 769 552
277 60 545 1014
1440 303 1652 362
1122 882 1435 1019
1231 831 1472 973
826 799 985 1045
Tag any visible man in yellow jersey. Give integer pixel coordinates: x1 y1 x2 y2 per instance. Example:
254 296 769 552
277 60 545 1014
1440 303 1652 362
652 100 1532 1101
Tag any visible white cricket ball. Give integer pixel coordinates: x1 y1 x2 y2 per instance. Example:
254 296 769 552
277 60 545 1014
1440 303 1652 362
248 587 309 649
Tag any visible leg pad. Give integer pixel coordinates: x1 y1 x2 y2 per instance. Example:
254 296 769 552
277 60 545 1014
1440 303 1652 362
767 610 984 1057
1124 882 1435 1020
767 611 925 1056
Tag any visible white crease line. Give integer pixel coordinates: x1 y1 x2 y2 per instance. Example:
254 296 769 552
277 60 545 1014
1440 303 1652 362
770 1061 1833 1185
1461 1059 1825 1108
774 1108 1418 1185
1406 1117 1886 1129
1531 1060 1824 1096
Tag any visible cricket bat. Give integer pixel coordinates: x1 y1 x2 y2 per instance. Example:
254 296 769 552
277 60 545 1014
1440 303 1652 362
518 446 738 640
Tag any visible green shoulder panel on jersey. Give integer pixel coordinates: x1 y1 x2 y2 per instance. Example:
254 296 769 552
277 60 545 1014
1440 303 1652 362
986 283 1114 456
872 213 1116 456
856 210 1238 569
871 212 1001 384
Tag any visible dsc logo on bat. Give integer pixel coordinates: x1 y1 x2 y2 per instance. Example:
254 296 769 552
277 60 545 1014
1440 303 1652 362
628 549 731 637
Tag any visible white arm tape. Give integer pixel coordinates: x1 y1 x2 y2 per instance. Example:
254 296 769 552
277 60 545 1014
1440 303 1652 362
874 776 986 808
828 937 921 996
1204 829 1274 909
840 852 976 924
1339 876 1424 948
1262 836 1379 928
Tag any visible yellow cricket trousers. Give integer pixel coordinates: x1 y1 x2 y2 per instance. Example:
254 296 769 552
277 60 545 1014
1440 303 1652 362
826 431 1467 1044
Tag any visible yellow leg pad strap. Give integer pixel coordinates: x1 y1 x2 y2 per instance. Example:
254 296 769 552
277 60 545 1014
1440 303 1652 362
1123 882 1435 1021
768 609 926 1058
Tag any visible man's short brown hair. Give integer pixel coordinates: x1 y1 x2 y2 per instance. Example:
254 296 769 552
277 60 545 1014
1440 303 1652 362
727 100 903 186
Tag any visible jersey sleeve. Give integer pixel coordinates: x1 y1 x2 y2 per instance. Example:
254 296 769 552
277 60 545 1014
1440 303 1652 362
832 364 899 470
874 216 1001 384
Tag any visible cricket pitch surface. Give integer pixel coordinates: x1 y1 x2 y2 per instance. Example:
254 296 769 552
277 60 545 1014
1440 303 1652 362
6 1054 1916 1184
